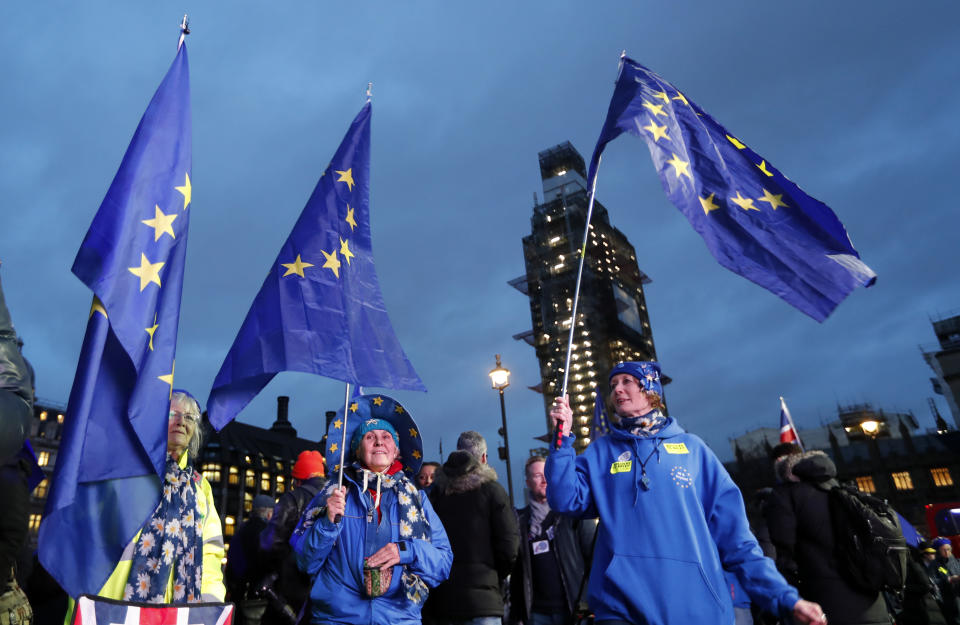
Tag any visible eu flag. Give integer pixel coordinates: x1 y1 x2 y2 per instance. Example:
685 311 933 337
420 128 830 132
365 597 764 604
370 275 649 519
207 102 425 430
589 56 876 322
39 44 192 597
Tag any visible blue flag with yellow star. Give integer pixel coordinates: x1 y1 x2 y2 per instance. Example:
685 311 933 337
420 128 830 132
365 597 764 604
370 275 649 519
207 102 425 430
39 43 192 597
589 56 876 322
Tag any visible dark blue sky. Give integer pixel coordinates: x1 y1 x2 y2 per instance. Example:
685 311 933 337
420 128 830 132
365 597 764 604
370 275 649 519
2 3 958 497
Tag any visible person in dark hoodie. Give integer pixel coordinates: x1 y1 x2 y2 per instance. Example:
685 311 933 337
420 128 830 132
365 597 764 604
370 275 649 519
548 361 825 625
428 431 520 625
764 449 891 625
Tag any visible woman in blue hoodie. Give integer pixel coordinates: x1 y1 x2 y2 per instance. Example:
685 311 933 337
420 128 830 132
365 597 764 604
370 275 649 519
546 361 825 625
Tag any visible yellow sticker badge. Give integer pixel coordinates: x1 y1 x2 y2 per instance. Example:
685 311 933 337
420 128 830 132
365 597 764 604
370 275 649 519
664 442 689 454
610 460 633 474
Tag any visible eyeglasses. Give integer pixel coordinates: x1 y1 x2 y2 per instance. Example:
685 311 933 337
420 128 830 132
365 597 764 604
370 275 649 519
169 410 200 425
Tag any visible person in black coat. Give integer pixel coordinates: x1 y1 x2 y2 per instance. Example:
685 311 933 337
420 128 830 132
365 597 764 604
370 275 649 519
764 450 891 625
900 543 947 625
509 456 595 625
427 432 520 624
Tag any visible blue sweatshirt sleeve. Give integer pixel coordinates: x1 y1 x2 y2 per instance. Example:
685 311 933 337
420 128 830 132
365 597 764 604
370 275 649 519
699 447 799 618
290 490 344 576
397 492 453 587
545 435 598 518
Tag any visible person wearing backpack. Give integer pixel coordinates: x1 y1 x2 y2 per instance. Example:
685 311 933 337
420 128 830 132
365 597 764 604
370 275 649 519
765 450 891 625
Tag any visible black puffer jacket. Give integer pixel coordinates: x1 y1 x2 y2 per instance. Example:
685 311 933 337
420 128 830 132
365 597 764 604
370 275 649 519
427 450 520 619
765 451 891 625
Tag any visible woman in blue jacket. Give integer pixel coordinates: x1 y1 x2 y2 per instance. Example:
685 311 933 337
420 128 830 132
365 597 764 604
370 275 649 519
546 361 825 625
291 395 452 625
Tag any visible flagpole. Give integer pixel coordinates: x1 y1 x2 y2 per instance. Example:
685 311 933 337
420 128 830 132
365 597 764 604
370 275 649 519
556 155 602 445
332 382 351 523
780 396 805 452
177 14 189 50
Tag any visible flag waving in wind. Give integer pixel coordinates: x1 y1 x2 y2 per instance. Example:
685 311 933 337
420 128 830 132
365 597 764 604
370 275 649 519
207 102 424 430
589 56 876 322
779 396 803 451
39 43 192 597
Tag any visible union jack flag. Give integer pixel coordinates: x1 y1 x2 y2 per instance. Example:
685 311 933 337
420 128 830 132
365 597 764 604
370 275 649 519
72 595 234 625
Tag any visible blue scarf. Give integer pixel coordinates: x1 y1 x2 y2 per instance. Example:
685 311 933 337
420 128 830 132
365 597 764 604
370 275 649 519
124 455 202 603
295 463 431 604
618 410 667 438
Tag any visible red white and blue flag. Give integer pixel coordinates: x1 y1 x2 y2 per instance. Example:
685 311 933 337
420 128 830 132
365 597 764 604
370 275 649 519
779 396 803 451
72 595 234 625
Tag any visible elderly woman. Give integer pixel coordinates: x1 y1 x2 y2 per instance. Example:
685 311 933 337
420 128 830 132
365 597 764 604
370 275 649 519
291 395 452 625
547 361 826 625
94 390 225 603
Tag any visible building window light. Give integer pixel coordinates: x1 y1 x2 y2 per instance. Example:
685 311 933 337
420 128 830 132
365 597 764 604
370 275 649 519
931 467 954 487
549 236 560 244
556 169 567 176
891 471 914 491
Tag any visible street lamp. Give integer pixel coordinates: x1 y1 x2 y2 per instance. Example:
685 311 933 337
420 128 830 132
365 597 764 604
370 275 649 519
860 419 880 437
489 354 515 507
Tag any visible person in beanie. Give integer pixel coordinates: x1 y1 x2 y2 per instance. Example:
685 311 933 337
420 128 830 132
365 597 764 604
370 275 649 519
259 451 326 625
291 395 452 625
547 361 825 625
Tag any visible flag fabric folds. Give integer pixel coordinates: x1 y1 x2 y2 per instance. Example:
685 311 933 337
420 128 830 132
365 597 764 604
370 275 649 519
39 44 192 597
72 595 234 625
207 102 425 430
590 386 610 440
589 56 876 322
779 396 803 450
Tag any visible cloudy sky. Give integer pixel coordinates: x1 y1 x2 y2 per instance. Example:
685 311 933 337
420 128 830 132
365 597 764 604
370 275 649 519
2 2 958 497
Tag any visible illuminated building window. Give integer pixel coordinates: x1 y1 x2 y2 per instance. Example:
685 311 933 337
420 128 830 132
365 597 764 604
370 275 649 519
228 466 239 485
261 473 271 491
931 467 954 487
244 492 253 512
29 514 42 531
245 469 256 488
202 463 221 483
37 451 50 466
34 478 49 498
276 476 285 493
40 411 48 421
224 516 235 537
891 471 914 491
58 414 64 423
855 476 876 493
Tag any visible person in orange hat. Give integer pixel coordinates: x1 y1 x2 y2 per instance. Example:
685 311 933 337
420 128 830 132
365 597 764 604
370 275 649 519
259 450 325 625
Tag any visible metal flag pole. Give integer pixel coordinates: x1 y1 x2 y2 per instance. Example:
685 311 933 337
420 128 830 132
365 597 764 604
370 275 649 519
177 15 190 50
556 155 602 446
333 382 352 523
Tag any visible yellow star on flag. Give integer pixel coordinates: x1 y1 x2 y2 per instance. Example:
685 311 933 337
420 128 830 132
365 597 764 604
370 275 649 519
642 119 670 143
335 168 355 191
146 314 159 351
321 249 341 278
758 189 788 210
756 160 774 177
175 173 192 210
339 238 355 265
666 154 693 181
345 205 358 231
330 442 338 453
128 253 164 291
142 205 177 241
731 192 760 212
652 90 670 103
699 192 720 215
158 361 175 399
89 296 107 319
281 254 314 278
409 428 418 438
642 101 667 117
334 464 340 472
334 418 344 429
726 135 746 150
672 92 689 106
412 450 422 460
350 402 359 413
372 396 384 406
394 405 404 414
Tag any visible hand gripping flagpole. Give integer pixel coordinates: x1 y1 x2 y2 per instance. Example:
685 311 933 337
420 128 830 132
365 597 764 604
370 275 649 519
334 383 351 523
556 156 602 447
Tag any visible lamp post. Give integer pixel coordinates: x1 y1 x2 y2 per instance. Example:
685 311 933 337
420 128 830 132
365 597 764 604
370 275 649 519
489 354 515 507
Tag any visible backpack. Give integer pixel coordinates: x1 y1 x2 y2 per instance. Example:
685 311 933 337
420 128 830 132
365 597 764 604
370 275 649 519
827 483 908 594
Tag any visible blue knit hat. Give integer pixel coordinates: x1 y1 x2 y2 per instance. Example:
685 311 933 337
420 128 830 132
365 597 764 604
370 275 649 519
933 537 952 548
609 361 663 399
350 418 400 454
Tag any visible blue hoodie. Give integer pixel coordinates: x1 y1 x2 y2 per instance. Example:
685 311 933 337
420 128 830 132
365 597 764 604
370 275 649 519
546 417 799 625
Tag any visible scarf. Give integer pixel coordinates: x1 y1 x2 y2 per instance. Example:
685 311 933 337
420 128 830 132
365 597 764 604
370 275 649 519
294 463 432 605
619 410 667 438
528 498 550 539
124 455 202 603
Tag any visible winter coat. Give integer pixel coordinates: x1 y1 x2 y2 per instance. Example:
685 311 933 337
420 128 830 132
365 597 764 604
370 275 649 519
291 469 452 625
427 451 520 619
225 515 270 600
764 450 890 625
509 504 595 624
0 270 32 465
260 476 324 623
900 556 947 625
546 417 800 625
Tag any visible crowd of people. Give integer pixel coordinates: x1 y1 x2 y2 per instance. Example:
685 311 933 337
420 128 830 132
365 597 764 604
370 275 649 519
4 259 960 625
